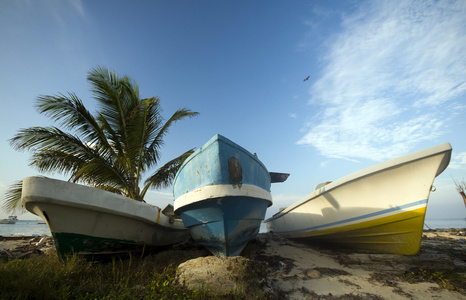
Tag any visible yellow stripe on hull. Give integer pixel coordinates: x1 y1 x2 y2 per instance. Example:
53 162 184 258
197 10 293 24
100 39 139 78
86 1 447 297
288 207 426 255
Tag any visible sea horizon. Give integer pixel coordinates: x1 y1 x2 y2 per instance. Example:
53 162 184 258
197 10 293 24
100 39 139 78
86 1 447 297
1 217 465 237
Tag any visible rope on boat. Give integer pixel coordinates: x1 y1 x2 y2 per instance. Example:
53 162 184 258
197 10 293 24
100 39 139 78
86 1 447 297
424 223 433 230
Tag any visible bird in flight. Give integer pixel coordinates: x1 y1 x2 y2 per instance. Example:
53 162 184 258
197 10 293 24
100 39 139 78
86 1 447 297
303 76 310 82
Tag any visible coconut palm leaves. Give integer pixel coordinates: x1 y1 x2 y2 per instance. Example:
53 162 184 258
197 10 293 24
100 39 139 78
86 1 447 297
3 66 198 213
3 181 25 214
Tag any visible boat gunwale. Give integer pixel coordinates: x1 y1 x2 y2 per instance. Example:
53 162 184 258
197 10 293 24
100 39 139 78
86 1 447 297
174 183 272 211
28 198 186 232
21 177 186 231
265 142 452 223
173 134 270 187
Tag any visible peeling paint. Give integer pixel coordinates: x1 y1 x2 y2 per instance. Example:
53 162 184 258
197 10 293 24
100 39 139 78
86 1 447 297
173 135 272 256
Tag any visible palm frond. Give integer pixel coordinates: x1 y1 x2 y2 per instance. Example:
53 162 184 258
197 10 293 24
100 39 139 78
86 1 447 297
153 108 199 146
31 150 85 176
37 93 116 159
11 126 85 153
71 160 126 188
144 108 198 169
141 149 194 199
97 112 125 159
2 180 26 214
11 127 98 171
88 67 136 139
88 67 146 177
130 98 163 174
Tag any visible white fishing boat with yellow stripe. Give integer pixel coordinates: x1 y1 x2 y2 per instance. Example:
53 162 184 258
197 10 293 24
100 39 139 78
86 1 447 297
265 143 452 255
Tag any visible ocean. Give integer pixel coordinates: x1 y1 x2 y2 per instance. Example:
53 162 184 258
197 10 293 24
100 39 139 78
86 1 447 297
423 218 466 230
1 218 465 237
0 220 51 237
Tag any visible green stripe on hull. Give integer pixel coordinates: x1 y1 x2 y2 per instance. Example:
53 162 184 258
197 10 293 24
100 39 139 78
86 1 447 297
52 232 145 259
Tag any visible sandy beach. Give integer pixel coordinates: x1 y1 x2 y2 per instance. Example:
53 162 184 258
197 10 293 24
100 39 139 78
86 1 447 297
247 229 466 299
2 229 466 299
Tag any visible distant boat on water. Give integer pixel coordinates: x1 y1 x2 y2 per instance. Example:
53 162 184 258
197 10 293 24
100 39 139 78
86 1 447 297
174 134 287 256
22 176 189 259
0 216 18 224
266 143 452 255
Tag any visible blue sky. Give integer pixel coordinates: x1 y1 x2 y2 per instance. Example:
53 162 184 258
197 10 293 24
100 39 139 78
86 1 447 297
1 0 465 222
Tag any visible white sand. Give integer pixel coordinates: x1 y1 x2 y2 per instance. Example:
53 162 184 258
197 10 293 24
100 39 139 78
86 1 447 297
259 231 466 299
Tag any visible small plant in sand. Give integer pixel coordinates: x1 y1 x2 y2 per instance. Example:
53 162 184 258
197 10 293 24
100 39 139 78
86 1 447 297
453 178 466 207
403 268 466 294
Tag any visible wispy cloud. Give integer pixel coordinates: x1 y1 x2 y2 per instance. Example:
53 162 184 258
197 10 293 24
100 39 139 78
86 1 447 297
68 0 85 17
44 0 87 31
450 152 466 170
299 0 466 161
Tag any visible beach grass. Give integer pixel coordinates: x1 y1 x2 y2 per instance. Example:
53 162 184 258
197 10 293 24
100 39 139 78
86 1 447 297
0 252 257 299
403 268 466 293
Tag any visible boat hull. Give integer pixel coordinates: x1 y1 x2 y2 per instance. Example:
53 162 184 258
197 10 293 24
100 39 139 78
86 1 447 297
21 176 189 259
176 197 270 256
174 134 272 256
266 143 452 255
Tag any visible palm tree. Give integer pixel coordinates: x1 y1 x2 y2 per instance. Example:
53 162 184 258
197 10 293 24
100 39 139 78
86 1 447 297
3 66 198 213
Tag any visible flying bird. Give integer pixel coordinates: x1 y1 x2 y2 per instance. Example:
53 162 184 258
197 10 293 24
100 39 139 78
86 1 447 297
303 76 310 82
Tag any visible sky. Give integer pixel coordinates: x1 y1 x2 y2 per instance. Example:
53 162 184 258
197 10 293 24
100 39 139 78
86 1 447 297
0 0 465 222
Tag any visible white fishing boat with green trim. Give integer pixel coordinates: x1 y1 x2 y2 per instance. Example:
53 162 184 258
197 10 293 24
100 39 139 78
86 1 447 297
21 176 189 259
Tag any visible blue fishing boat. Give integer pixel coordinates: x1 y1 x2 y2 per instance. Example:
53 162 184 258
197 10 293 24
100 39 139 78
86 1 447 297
173 134 285 256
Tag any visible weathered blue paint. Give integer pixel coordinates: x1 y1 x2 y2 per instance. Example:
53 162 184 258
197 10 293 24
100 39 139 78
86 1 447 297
175 197 270 256
173 134 272 256
173 135 271 196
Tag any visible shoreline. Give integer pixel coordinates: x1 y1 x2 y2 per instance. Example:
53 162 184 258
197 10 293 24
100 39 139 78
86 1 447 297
0 234 49 240
1 228 465 251
1 227 465 238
